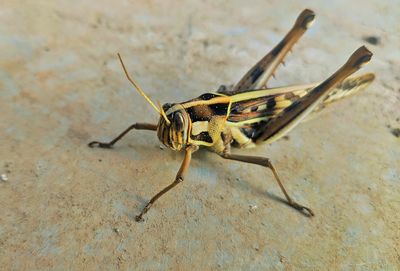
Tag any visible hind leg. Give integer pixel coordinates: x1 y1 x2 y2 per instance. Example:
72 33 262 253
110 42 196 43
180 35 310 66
219 152 314 217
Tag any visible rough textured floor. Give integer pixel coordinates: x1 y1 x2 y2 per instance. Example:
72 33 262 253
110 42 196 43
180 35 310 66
0 1 399 270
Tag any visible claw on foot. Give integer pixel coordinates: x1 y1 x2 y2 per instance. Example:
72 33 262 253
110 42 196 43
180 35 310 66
88 141 113 148
135 203 152 222
289 201 314 217
135 215 144 222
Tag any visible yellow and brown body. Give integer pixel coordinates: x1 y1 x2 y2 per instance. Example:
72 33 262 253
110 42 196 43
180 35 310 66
157 71 374 154
155 9 374 155
89 9 375 221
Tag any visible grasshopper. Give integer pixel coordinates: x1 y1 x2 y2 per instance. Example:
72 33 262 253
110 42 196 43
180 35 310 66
89 9 374 222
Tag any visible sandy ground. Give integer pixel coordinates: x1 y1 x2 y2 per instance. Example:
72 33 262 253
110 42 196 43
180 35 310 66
0 0 399 270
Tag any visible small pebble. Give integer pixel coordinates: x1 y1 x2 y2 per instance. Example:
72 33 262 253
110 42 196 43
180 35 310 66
1 174 8 182
390 128 400 138
363 35 381 45
113 228 120 234
249 204 258 212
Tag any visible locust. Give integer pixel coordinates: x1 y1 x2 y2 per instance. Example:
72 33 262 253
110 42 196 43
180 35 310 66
88 9 374 222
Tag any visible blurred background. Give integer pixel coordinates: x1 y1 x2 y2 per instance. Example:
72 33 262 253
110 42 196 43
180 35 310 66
0 0 399 270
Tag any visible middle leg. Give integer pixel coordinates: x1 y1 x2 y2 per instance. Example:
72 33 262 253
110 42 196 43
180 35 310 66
219 152 314 217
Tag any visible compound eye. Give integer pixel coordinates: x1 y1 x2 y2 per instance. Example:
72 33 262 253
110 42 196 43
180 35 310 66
173 112 184 131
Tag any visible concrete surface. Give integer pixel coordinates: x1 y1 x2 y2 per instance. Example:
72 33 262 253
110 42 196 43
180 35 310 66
0 0 399 270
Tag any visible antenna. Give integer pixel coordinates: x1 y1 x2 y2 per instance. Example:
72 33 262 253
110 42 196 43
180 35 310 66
117 53 171 125
157 101 171 125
